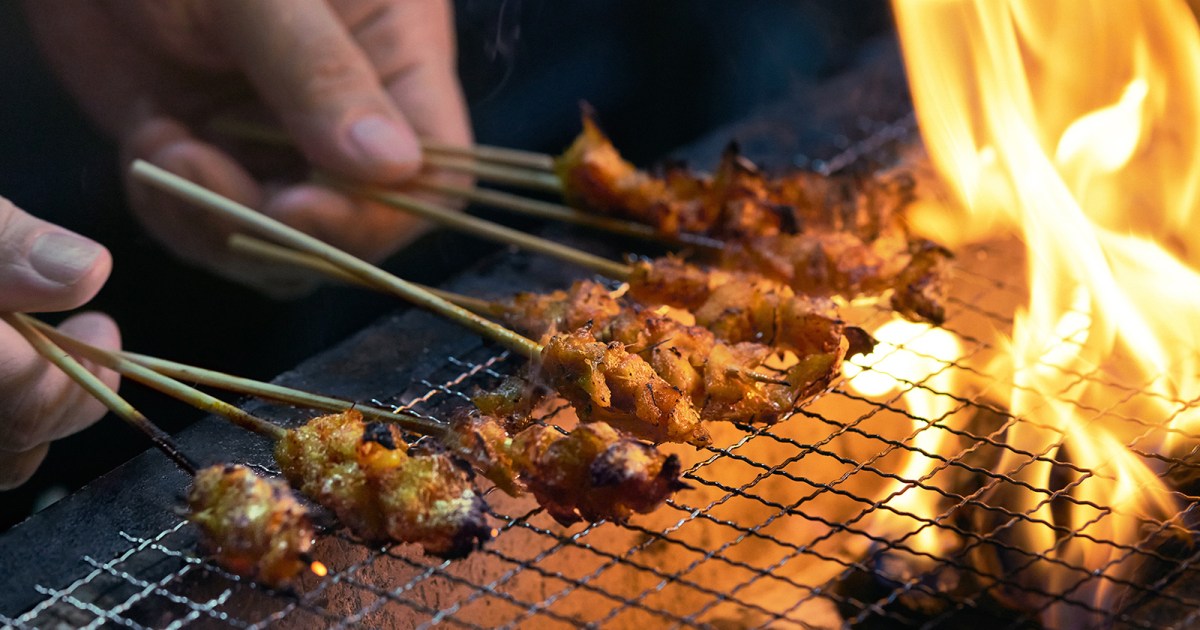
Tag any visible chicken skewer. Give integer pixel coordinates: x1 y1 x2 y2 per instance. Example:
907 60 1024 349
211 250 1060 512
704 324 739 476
227 234 843 426
306 180 867 363
212 117 945 322
3 314 318 587
33 318 684 528
133 160 710 447
30 317 493 559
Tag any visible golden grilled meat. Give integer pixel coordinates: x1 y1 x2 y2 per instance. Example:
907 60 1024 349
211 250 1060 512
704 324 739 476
626 258 874 360
447 411 688 525
555 112 949 323
497 280 846 424
186 464 314 587
540 328 710 446
274 411 492 558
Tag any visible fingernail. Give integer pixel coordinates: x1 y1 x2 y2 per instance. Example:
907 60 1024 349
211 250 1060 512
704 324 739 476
349 115 420 173
29 232 103 285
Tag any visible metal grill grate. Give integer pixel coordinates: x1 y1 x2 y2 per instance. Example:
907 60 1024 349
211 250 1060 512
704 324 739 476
6 118 1200 630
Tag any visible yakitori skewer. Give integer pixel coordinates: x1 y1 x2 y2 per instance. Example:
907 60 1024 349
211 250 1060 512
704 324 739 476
208 117 556 173
226 236 837 425
4 314 318 586
32 319 494 558
315 178 864 359
32 315 683 528
227 234 503 315
134 160 710 447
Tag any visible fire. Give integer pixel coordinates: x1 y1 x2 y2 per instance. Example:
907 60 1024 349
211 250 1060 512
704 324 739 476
848 0 1200 625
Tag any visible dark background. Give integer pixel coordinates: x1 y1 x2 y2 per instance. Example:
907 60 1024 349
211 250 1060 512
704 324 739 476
0 0 893 530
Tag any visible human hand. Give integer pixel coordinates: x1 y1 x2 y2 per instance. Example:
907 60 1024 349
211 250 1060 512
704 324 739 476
0 196 121 489
23 0 471 294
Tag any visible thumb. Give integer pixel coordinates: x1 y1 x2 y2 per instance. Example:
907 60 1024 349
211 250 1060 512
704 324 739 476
0 196 112 313
213 0 421 184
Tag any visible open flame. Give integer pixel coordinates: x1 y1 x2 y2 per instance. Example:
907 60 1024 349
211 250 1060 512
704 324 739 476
839 0 1200 625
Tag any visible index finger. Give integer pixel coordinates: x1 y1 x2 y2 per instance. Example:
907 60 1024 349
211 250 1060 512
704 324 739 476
211 0 422 183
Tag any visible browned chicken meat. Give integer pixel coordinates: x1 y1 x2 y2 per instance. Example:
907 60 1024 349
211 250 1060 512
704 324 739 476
497 280 848 425
555 112 949 323
446 411 688 525
186 464 314 587
540 327 711 446
274 411 492 558
625 258 874 359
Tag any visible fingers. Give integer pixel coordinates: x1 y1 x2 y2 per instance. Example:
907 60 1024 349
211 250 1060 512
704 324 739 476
212 0 421 184
336 0 472 147
262 183 429 263
123 117 264 266
0 312 121 489
0 444 50 491
0 196 111 313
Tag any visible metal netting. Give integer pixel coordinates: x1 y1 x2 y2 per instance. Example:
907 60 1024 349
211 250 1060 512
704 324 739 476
5 116 1200 630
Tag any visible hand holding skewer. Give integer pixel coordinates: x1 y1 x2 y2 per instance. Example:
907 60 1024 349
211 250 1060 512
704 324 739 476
0 196 120 489
26 0 469 293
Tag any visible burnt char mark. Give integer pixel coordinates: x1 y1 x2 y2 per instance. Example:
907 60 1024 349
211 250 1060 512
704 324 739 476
361 423 398 450
844 327 879 358
661 454 692 491
435 494 494 560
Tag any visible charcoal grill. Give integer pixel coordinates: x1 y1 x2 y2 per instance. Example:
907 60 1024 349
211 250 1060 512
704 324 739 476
2 39 1198 629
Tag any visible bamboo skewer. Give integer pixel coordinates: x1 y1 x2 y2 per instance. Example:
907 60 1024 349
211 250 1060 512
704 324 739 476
116 348 446 436
317 175 632 281
23 317 450 441
226 234 503 316
420 139 555 172
409 177 722 251
226 237 795 389
131 160 541 360
26 318 286 441
3 314 199 474
421 155 562 193
209 117 556 173
210 116 720 249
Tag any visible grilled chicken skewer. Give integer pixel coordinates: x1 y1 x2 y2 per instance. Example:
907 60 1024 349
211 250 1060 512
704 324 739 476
229 236 843 427
133 160 710 447
33 318 684 528
3 314 318 587
302 182 868 368
30 319 493 559
212 116 946 322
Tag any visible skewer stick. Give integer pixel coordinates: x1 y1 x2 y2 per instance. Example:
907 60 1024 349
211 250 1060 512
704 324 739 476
411 177 722 251
2 314 198 474
420 140 555 172
422 155 562 193
25 318 287 441
319 175 633 281
223 238 788 390
115 348 447 436
131 160 541 360
209 117 556 172
226 234 503 316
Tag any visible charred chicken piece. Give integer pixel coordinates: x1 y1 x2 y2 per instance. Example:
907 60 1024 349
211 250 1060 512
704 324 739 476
556 112 949 324
540 328 710 446
274 411 492 558
626 258 863 358
187 464 314 587
496 281 843 424
448 411 688 526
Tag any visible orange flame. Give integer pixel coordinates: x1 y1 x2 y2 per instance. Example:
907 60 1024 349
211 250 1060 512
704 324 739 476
875 0 1200 625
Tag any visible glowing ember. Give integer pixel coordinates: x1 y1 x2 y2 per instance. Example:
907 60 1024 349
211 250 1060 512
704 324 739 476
865 0 1200 625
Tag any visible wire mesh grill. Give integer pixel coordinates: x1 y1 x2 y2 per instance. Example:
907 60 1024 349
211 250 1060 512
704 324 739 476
6 118 1200 630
